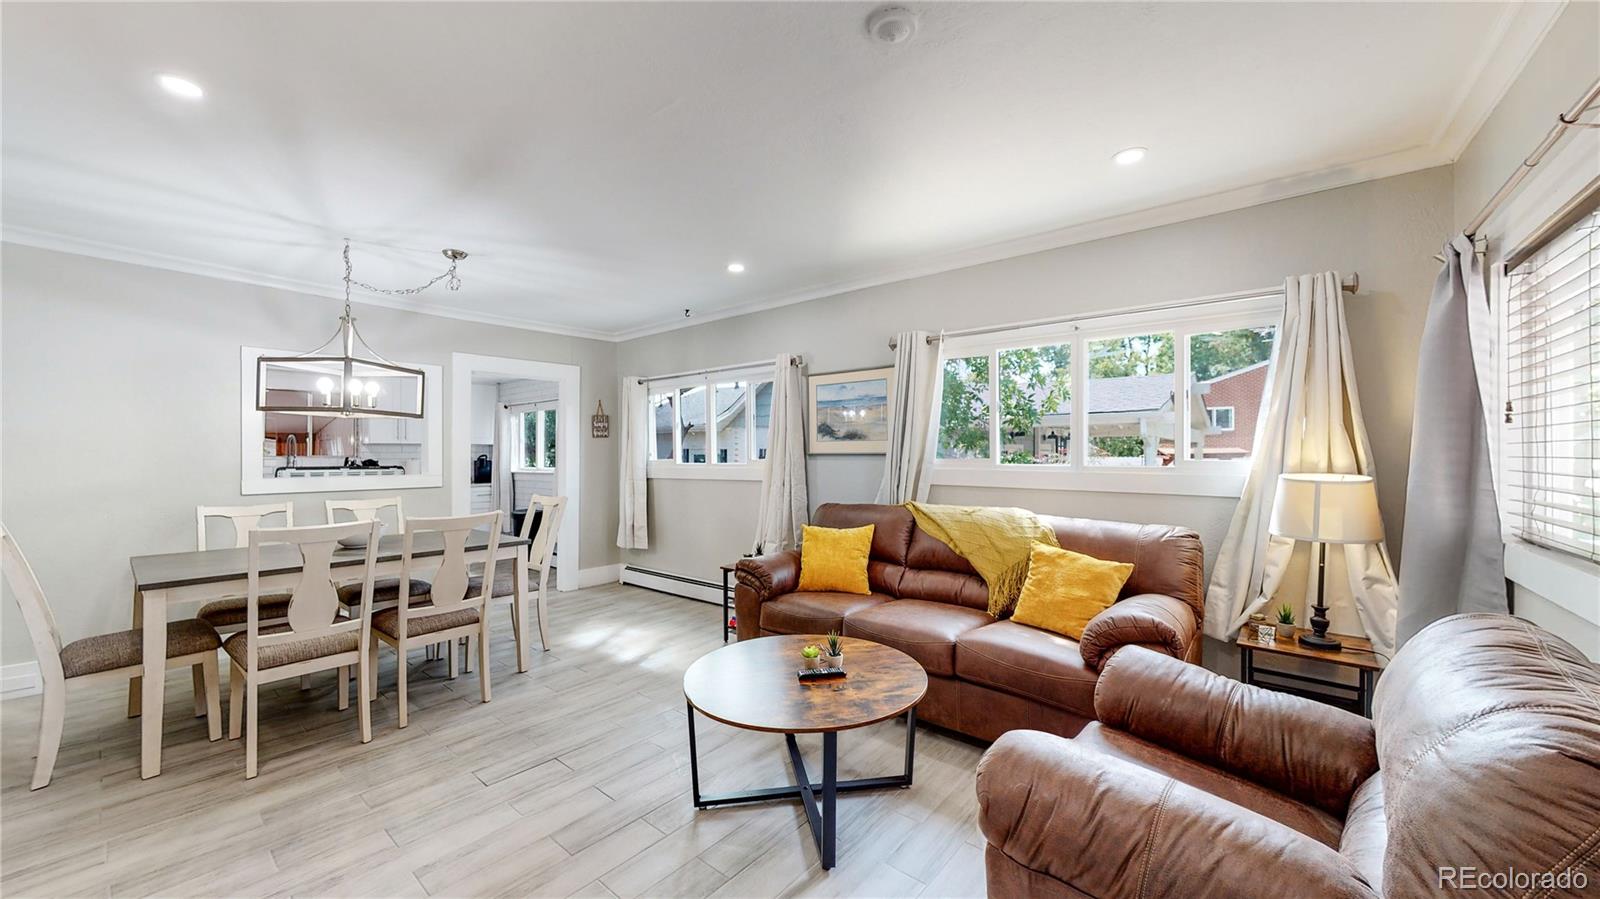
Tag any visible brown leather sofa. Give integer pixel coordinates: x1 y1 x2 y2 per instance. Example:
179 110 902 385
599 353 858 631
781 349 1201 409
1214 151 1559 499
976 613 1600 898
734 503 1204 741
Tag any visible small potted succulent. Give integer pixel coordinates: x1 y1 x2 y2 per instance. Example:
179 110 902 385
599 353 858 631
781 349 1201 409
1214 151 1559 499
800 643 824 670
824 631 844 671
1276 603 1297 638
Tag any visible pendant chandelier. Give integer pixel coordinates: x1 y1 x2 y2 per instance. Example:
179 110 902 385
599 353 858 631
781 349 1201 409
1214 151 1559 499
254 240 468 419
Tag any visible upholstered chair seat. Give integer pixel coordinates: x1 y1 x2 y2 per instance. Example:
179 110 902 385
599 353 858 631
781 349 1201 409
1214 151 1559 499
59 620 222 679
222 629 361 670
466 558 518 598
337 578 431 606
196 593 293 628
372 605 481 639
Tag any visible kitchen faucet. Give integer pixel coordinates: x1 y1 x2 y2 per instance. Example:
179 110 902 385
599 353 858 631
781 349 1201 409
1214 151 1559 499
286 434 298 469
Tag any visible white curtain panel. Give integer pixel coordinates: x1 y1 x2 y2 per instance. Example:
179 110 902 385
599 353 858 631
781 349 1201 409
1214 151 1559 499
876 330 941 504
1396 235 1505 646
492 404 514 528
1205 272 1402 657
754 355 809 554
616 376 649 550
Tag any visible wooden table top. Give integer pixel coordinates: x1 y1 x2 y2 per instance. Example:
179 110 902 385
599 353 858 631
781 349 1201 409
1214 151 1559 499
129 530 530 591
683 636 927 734
1236 626 1385 671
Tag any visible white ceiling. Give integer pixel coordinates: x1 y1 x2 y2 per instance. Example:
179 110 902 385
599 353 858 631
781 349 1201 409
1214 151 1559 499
1 2 1561 340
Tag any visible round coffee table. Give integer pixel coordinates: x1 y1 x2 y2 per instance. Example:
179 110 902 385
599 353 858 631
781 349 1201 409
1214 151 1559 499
682 635 927 869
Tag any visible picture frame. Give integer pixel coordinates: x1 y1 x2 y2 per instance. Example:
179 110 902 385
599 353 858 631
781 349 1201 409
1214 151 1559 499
807 366 895 455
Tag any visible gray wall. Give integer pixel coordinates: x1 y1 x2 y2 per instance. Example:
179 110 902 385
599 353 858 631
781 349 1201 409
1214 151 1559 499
0 244 621 664
619 166 1454 604
1451 0 1600 656
1452 1 1599 233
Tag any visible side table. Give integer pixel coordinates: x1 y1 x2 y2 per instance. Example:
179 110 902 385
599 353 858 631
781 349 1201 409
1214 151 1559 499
720 563 737 643
1236 626 1385 717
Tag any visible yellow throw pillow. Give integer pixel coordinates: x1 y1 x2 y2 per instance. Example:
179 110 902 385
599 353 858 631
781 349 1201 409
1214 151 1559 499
797 524 875 595
1010 543 1134 640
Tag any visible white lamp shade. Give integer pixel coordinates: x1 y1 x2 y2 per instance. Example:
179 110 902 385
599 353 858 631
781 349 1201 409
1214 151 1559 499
1269 473 1384 544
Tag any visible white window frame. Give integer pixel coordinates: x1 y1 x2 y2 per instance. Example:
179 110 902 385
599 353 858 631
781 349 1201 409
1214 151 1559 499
645 365 774 481
931 295 1281 497
511 401 558 473
1208 406 1236 432
1482 119 1600 629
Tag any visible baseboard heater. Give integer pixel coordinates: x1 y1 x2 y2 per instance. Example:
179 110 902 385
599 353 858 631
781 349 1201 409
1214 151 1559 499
621 565 723 605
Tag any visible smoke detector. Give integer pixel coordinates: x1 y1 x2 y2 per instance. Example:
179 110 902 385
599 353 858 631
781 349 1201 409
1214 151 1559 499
866 7 917 45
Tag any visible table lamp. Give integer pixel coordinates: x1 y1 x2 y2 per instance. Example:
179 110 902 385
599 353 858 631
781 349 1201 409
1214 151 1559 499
1268 473 1384 651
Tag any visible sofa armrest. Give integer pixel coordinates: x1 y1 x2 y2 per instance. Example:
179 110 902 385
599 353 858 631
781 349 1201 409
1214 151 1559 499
976 731 1378 899
1094 647 1378 818
1079 593 1197 670
733 551 801 641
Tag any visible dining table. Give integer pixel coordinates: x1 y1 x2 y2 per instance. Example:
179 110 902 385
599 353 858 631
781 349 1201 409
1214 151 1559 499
126 530 532 779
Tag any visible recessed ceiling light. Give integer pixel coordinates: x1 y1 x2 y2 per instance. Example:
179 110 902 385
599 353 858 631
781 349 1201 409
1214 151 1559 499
1113 147 1147 166
157 74 204 100
726 262 746 274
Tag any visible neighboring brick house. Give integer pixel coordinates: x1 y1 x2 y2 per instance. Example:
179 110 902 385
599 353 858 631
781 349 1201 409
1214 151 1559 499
1196 359 1269 459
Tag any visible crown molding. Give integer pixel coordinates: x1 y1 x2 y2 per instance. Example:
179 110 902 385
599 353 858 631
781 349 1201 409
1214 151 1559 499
0 225 616 342
1428 0 1568 162
610 141 1452 342
1 3 1561 346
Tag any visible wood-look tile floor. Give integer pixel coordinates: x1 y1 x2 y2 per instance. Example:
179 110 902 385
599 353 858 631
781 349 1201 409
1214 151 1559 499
0 584 989 898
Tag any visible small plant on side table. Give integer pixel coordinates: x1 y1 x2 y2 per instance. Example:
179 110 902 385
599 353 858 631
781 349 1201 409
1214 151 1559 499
825 631 844 670
1276 603 1297 638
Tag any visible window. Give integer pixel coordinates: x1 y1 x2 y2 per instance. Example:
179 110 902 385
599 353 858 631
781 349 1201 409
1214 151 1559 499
932 294 1280 495
1504 206 1599 563
642 365 776 477
516 402 557 470
937 355 991 460
1190 325 1275 459
999 344 1071 465
1086 332 1175 467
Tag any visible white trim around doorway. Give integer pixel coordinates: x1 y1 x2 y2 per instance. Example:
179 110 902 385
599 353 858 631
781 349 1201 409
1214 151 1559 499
450 353 581 593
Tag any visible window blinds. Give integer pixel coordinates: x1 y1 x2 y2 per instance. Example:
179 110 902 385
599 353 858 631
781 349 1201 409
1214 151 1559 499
1504 206 1600 562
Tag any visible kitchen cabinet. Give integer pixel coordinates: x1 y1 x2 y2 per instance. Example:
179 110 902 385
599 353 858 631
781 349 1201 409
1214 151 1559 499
360 416 422 445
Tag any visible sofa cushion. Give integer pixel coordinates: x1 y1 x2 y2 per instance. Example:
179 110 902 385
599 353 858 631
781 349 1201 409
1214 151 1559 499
797 524 874 594
813 503 913 595
760 591 891 635
842 599 992 677
1042 516 1204 620
1072 723 1345 848
956 620 1098 718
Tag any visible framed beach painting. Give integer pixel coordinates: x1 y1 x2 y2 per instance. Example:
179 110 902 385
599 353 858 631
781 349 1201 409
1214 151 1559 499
807 367 895 454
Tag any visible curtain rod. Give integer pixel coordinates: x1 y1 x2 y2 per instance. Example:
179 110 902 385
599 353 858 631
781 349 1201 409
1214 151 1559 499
888 274 1356 350
1437 76 1600 263
637 356 801 384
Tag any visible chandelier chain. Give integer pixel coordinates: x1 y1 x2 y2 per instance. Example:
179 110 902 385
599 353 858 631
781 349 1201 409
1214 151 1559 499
341 240 463 317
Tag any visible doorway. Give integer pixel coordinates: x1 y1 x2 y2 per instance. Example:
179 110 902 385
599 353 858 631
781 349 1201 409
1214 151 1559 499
450 353 581 592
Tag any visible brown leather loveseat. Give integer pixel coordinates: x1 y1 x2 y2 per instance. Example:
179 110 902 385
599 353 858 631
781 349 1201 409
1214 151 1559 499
735 503 1204 741
976 614 1600 898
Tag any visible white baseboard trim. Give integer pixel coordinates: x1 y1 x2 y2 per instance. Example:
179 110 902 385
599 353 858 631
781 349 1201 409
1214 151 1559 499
1 661 42 700
620 566 723 605
576 564 624 589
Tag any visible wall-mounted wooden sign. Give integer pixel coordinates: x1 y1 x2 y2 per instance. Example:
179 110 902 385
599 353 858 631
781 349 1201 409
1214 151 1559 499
592 401 611 438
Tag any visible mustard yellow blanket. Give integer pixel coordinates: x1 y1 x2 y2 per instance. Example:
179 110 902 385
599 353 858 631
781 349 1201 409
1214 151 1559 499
905 502 1059 617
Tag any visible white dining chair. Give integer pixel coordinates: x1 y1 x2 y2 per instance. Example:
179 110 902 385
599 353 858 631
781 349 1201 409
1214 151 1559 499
226 520 379 778
194 503 297 631
370 512 500 727
2 524 223 789
469 495 564 661
324 496 431 611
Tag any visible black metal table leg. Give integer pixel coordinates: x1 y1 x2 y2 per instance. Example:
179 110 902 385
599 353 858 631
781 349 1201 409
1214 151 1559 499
821 732 837 869
1360 669 1374 718
685 705 920 870
721 569 731 643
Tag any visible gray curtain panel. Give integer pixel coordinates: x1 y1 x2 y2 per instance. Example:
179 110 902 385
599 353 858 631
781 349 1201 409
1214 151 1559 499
1397 234 1506 646
876 330 939 504
753 355 809 554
